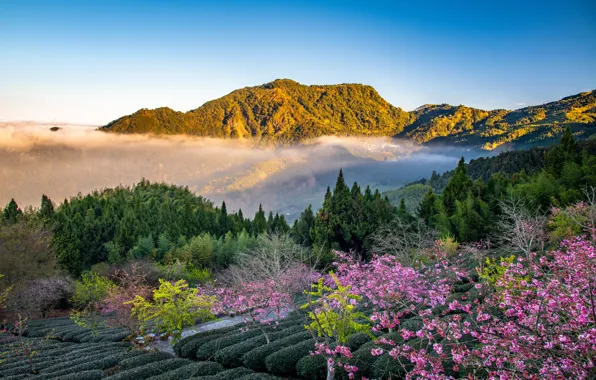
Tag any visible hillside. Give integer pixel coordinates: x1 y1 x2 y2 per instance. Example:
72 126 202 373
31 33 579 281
100 80 596 149
384 136 596 211
101 79 413 143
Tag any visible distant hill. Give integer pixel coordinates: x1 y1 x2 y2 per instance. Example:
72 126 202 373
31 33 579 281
100 79 412 143
383 136 596 211
100 80 596 149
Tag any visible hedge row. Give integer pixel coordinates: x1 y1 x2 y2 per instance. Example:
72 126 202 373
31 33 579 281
213 325 304 367
195 328 266 360
118 351 174 371
36 351 127 378
145 361 223 380
52 370 105 380
173 313 305 358
193 367 254 380
105 358 191 380
265 338 316 375
173 325 241 356
241 331 311 371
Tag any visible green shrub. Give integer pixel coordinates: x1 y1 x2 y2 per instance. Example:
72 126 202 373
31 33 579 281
196 367 254 380
265 338 315 375
296 354 327 380
118 351 174 370
173 325 240 356
236 374 281 380
105 358 190 380
347 332 373 351
214 325 304 367
52 370 104 380
145 361 223 380
40 349 124 375
372 353 407 379
242 331 310 371
37 352 126 379
195 329 265 360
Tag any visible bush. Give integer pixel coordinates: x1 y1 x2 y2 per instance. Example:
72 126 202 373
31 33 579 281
242 331 310 371
39 349 124 375
37 353 126 379
105 358 190 380
372 353 407 379
118 351 174 371
265 338 315 375
174 325 241 357
71 272 116 309
53 370 104 380
145 361 223 380
195 328 265 360
346 331 373 351
6 277 73 318
236 374 281 380
214 325 304 367
296 354 327 380
196 367 254 380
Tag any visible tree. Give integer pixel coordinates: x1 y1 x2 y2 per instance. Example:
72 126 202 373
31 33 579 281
128 279 216 343
39 195 55 225
442 157 472 213
293 205 315 246
253 204 267 234
3 199 23 225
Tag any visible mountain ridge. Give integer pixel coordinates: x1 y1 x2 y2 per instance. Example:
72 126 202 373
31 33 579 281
100 79 596 150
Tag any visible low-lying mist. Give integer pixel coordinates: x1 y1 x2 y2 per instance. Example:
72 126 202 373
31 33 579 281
0 122 487 220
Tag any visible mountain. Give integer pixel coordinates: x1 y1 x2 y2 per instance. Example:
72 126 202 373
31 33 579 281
100 79 412 143
100 80 596 149
401 90 596 149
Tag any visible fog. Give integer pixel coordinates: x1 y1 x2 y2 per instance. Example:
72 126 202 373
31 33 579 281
0 122 487 221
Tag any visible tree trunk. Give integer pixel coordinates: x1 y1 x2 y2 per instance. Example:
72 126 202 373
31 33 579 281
326 359 335 380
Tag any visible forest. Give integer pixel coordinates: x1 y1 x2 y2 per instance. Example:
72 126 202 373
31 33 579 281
1 127 596 379
101 79 596 150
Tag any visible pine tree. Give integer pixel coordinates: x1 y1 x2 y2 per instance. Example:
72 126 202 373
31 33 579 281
418 189 436 223
3 199 23 225
293 205 315 246
253 204 267 234
442 157 471 213
39 194 55 224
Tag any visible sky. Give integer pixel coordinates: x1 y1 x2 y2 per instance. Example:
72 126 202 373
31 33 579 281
1 0 595 125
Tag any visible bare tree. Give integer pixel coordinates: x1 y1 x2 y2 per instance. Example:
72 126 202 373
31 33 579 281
7 278 73 318
496 197 547 257
369 216 438 266
218 232 319 295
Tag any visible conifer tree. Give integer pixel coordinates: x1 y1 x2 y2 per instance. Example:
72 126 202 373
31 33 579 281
39 194 55 224
442 157 471 213
3 199 22 225
253 204 267 234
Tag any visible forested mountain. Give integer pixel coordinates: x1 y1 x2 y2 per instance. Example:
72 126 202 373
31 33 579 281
101 79 412 143
101 80 596 149
384 132 596 215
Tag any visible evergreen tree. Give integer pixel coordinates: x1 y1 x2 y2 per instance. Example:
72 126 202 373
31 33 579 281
39 194 55 224
418 189 436 222
293 205 315 246
442 157 471 213
253 204 267 234
3 199 23 225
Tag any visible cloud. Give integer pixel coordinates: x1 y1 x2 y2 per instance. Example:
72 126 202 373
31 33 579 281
0 122 472 219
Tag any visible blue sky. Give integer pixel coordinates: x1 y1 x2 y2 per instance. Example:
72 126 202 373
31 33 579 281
1 0 595 125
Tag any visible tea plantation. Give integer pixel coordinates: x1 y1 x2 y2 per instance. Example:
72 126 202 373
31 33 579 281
0 278 479 379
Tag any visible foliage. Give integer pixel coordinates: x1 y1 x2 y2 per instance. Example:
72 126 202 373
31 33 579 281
101 79 413 143
101 80 595 150
51 180 283 276
0 274 11 312
477 255 516 286
127 279 215 342
313 169 394 260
